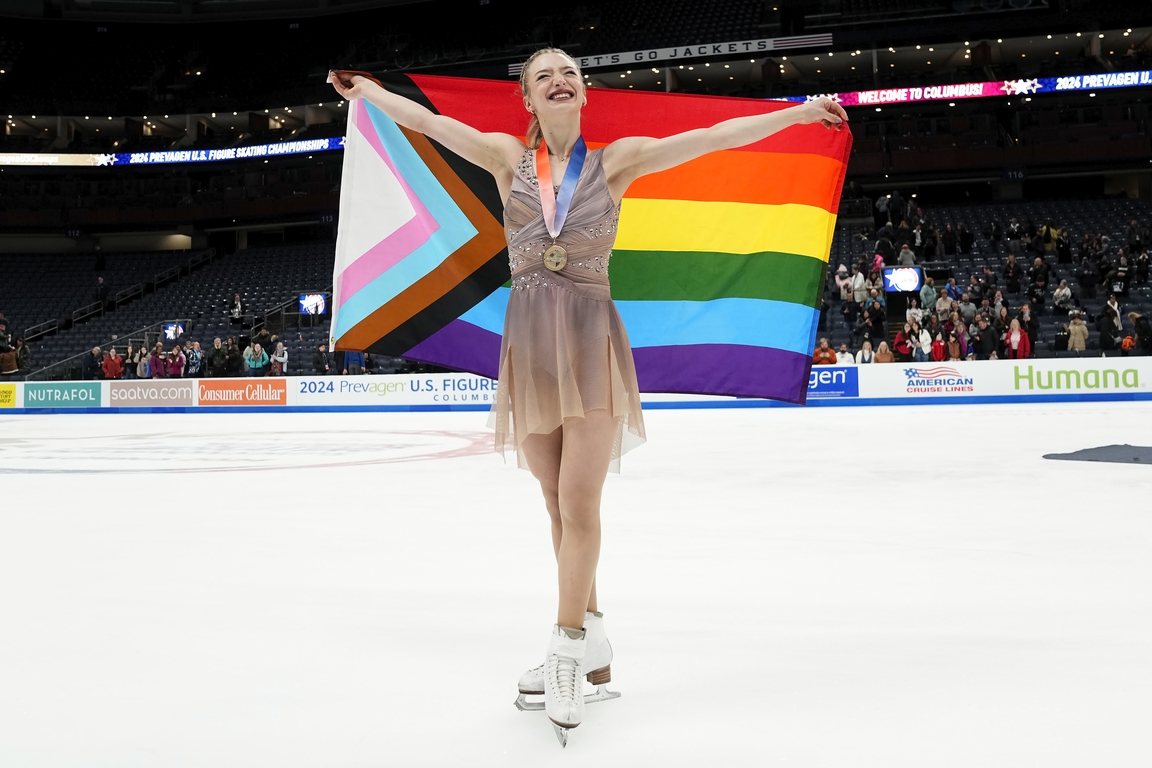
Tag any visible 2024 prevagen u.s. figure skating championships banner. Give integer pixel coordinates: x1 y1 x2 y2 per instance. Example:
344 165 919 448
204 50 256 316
329 74 852 404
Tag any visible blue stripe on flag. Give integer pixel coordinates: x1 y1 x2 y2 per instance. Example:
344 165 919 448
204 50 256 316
333 103 479 339
458 289 819 356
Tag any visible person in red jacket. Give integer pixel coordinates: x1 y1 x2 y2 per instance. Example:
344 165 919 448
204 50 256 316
101 348 124 379
930 333 947 361
1002 318 1032 359
892 322 914 362
812 337 838 365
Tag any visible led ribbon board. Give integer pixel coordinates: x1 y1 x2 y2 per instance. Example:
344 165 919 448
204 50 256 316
778 69 1152 106
2 68 1146 169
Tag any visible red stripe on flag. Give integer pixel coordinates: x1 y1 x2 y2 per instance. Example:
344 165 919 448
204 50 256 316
411 74 850 158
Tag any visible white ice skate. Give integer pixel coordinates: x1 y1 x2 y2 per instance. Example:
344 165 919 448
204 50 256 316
514 611 620 714
543 624 585 747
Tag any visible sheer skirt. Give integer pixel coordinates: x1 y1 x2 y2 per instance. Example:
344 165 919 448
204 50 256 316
490 271 646 473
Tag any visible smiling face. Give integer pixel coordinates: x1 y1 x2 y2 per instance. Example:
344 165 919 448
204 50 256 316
522 51 584 121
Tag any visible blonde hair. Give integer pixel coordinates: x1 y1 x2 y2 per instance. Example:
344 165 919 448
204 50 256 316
518 47 584 149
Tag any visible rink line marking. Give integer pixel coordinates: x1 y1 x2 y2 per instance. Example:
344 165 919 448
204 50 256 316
0 428 494 473
5 390 1152 416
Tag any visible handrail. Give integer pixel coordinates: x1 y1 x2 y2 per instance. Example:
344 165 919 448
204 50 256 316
154 265 181 288
253 286 333 337
259 288 330 321
21 247 217 350
72 301 104 324
114 283 144 307
24 319 59 342
187 247 216 271
25 318 192 382
839 197 873 219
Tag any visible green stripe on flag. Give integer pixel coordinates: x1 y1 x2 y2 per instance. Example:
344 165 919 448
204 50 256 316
608 250 826 308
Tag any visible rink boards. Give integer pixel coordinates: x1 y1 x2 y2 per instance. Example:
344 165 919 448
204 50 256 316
3 357 1152 413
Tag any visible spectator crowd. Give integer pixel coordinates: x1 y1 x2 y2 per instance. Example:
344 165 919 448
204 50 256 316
67 334 387 380
818 195 1152 364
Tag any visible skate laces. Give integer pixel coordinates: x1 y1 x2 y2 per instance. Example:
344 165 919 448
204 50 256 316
548 653 580 701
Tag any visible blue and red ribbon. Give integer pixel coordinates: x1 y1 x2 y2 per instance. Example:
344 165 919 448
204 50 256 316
535 136 588 239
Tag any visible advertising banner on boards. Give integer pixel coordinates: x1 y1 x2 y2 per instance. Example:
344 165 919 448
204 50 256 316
855 358 1149 399
293 374 498 407
23 382 101 408
807 366 860 399
197 379 287 406
109 381 195 407
3 358 1150 412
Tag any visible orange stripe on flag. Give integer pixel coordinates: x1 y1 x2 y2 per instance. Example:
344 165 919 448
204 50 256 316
623 151 844 211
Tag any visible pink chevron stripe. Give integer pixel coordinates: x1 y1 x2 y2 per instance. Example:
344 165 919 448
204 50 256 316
336 105 442 308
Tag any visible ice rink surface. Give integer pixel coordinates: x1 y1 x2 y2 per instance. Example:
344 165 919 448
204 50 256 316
1 402 1150 767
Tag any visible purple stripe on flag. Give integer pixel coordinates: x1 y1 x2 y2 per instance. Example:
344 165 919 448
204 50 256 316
404 319 812 404
402 319 502 380
337 105 442 308
632 344 812 404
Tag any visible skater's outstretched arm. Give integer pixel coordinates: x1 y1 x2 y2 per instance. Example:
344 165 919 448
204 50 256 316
329 71 524 182
602 97 847 204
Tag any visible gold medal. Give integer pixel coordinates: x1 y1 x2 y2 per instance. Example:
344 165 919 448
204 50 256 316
543 243 568 272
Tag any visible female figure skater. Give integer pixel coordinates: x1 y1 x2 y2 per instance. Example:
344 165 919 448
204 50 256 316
330 51 845 745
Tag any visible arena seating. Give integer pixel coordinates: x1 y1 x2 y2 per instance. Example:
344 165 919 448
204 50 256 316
824 198 1152 356
19 244 335 376
0 250 192 338
8 197 1152 377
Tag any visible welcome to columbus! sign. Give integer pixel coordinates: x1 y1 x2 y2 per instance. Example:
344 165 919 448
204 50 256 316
777 69 1152 107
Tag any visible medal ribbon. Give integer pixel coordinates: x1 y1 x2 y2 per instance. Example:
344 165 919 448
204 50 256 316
535 136 587 239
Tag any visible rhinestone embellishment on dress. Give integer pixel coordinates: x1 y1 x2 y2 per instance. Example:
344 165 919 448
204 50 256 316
517 150 538 190
569 255 609 274
512 270 559 291
505 146 617 288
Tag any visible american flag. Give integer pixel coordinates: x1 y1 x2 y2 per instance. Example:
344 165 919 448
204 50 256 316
904 366 961 379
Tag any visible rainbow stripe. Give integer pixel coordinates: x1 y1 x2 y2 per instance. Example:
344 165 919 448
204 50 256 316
333 75 851 403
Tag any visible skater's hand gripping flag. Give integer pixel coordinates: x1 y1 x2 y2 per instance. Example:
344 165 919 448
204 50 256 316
331 75 851 403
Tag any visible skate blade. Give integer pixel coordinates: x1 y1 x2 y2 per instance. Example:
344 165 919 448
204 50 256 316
552 723 570 747
514 685 620 712
513 694 545 712
585 684 621 704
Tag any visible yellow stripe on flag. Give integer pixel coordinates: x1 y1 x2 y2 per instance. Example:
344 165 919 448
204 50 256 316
617 200 837 263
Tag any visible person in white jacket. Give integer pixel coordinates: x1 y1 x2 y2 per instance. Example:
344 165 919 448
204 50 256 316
836 343 855 364
835 264 852 301
910 320 933 362
1052 279 1074 313
271 342 289 375
851 265 868 304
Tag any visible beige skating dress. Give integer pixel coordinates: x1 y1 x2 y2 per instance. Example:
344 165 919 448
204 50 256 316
491 146 646 472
